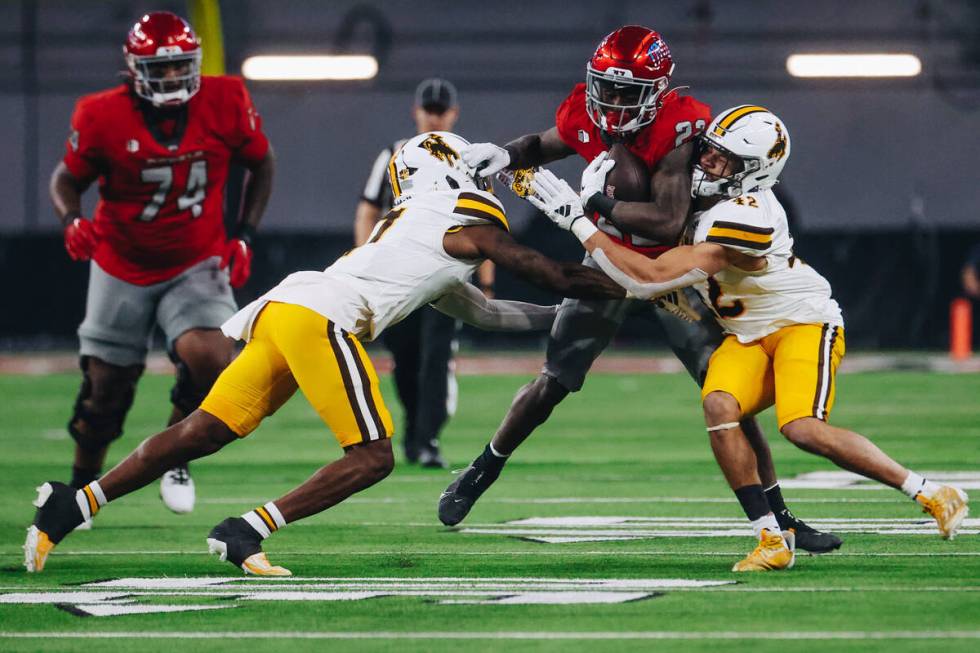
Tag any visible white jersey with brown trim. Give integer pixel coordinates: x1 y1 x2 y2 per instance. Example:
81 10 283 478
691 189 843 343
222 189 510 343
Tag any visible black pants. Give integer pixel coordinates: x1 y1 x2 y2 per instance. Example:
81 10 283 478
382 305 458 457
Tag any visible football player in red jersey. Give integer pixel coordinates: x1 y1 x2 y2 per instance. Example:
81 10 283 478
50 11 275 515
441 26 841 553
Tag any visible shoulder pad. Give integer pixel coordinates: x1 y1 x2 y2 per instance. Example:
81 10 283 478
695 195 775 253
452 190 510 231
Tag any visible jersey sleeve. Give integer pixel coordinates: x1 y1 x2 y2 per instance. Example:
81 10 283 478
226 77 270 165
554 84 587 149
62 98 104 181
452 190 510 232
694 198 776 256
361 148 393 206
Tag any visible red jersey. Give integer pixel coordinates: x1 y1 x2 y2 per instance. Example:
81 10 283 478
63 75 269 285
555 83 711 256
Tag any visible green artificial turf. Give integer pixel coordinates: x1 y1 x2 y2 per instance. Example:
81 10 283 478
0 369 978 652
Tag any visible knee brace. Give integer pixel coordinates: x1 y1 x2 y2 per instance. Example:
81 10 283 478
169 353 210 416
68 356 142 453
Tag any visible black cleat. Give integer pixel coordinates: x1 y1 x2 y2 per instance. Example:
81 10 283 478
438 457 501 526
24 481 85 572
206 517 291 576
776 508 843 554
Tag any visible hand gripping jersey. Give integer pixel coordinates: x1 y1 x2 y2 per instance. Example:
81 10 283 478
555 83 711 256
63 76 269 285
223 189 509 343
692 189 843 343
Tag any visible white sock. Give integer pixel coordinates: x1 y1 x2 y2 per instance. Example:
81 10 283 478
750 513 780 538
488 442 509 458
75 481 107 521
242 502 287 540
901 472 941 500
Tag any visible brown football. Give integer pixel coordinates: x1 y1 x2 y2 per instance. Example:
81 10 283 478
603 143 650 202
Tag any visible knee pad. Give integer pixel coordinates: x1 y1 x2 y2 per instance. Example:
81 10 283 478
68 356 141 453
169 353 210 416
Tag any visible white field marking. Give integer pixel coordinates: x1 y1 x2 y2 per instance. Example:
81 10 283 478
70 604 232 617
83 577 730 589
0 577 732 612
1 630 979 640
782 470 980 491
457 516 980 542
183 496 906 506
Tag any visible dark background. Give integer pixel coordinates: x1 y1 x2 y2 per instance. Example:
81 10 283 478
2 1 979 349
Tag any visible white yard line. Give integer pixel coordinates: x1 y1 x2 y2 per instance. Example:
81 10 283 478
0 630 978 640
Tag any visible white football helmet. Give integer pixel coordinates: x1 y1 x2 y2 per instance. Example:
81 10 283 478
388 132 491 205
691 105 791 198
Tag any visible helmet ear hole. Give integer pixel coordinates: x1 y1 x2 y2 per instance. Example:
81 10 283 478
445 175 460 190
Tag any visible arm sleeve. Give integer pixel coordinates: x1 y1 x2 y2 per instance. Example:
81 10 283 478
62 100 102 181
229 78 270 165
430 282 558 331
589 248 708 300
360 148 393 206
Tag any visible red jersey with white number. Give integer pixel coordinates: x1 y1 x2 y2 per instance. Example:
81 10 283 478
63 76 269 285
555 83 711 256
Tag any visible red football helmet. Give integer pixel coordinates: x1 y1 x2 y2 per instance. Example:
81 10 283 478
585 26 675 136
124 12 202 107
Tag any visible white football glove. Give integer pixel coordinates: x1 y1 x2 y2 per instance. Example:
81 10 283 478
580 151 616 208
460 142 511 178
527 169 586 231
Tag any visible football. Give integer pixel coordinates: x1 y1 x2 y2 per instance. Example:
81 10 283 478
603 143 650 202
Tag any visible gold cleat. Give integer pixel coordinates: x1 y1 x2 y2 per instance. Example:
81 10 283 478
23 525 55 573
241 552 292 577
732 528 795 572
917 486 969 540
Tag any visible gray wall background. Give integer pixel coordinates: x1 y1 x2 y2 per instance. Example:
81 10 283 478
3 0 979 234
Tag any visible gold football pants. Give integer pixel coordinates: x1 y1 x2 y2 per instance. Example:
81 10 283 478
201 302 393 447
702 323 845 429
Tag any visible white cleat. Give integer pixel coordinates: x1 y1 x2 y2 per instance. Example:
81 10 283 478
160 467 195 514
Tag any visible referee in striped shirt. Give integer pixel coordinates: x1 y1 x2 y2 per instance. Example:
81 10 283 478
353 78 494 468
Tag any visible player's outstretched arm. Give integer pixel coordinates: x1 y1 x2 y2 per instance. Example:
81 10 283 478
461 128 574 178
443 225 624 300
504 127 576 169
430 282 558 331
584 234 728 300
586 141 695 244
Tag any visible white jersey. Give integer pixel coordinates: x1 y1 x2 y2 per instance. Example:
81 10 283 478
222 189 509 342
691 189 843 343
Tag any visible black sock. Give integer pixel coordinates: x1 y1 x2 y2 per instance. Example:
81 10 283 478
70 467 100 490
764 483 788 514
477 443 507 474
733 484 771 521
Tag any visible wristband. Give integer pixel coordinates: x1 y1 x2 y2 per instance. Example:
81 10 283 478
235 223 258 244
583 192 618 219
570 216 598 243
